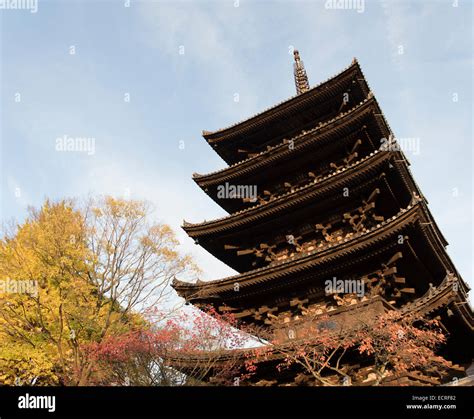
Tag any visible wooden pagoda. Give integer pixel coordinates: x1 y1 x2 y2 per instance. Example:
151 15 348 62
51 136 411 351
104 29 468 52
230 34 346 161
172 51 474 386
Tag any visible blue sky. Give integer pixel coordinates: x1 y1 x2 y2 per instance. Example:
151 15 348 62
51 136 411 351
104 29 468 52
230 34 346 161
0 0 472 290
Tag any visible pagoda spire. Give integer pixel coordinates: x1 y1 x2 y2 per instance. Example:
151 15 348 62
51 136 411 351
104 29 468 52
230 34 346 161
293 49 310 94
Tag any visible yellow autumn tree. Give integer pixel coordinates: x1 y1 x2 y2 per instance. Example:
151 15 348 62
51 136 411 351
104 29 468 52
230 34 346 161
0 197 197 386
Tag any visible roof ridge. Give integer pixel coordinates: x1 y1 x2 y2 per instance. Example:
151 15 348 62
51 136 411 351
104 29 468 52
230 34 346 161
203 58 361 139
193 95 377 181
400 273 459 315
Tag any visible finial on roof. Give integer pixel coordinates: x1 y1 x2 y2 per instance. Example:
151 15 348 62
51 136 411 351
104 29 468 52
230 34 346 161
293 49 310 95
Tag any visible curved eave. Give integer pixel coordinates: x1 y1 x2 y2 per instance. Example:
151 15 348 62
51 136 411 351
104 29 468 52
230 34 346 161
175 201 456 302
187 158 449 251
401 274 473 331
202 58 369 144
193 96 388 189
165 296 394 369
183 150 398 237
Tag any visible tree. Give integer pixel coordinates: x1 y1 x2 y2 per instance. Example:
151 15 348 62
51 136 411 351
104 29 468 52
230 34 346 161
247 310 451 386
0 197 197 386
80 306 250 386
0 200 92 385
356 311 451 385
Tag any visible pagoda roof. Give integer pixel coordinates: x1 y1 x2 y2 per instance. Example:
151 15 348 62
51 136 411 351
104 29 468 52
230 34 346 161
174 200 460 303
400 273 474 362
203 58 371 164
183 149 420 239
401 273 472 330
193 95 389 191
167 284 473 369
172 272 473 371
164 296 393 366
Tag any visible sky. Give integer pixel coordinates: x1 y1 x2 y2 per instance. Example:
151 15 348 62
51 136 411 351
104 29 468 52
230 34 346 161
0 0 472 291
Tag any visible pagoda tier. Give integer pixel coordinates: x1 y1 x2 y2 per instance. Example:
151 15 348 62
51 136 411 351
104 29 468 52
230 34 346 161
194 96 391 213
399 274 473 363
269 274 474 365
203 58 370 165
184 149 433 273
168 278 472 382
175 201 467 323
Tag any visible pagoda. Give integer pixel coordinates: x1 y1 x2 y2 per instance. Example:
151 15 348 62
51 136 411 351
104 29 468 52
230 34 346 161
172 51 474 385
